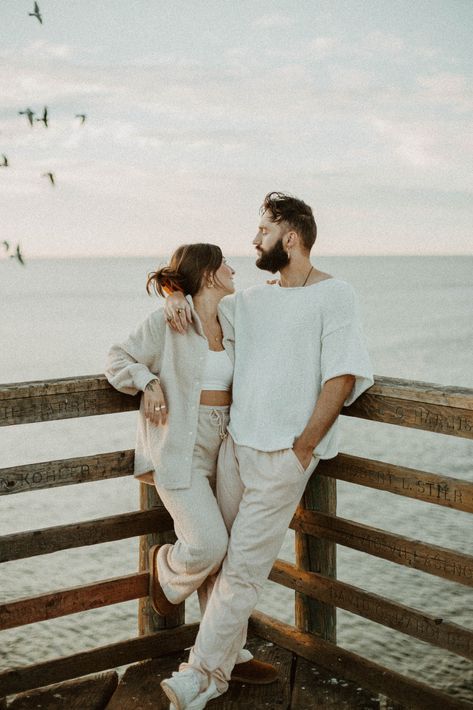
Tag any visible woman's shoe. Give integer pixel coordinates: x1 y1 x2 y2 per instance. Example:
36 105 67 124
148 545 178 616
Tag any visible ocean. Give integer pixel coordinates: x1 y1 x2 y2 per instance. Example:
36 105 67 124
1 255 472 701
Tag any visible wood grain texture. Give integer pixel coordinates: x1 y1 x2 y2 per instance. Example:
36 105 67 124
105 654 186 710
0 573 149 630
345 393 473 439
0 450 134 496
291 655 380 709
250 611 473 710
294 469 337 643
291 508 473 587
318 453 473 513
7 671 117 710
0 509 173 562
0 624 198 697
0 376 137 427
271 559 473 660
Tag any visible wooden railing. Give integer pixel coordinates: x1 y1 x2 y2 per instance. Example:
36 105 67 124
0 375 472 709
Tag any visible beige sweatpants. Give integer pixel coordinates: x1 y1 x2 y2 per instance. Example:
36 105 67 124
154 404 230 613
181 434 319 693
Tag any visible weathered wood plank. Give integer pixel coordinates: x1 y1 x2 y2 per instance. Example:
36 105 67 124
318 453 473 513
345 393 473 439
105 654 187 710
0 375 137 427
291 655 380 709
250 611 473 710
294 470 337 642
138 482 184 634
0 624 198 697
2 374 472 433
291 508 473 587
7 671 118 710
0 451 134 496
271 559 473 660
107 636 293 709
0 509 173 563
0 573 149 630
366 376 473 411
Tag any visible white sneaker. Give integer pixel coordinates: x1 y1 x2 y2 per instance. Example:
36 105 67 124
161 669 219 710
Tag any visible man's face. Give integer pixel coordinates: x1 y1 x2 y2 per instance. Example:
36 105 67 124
253 210 289 273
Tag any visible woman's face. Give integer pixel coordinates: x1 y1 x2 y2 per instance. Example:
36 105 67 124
214 257 235 294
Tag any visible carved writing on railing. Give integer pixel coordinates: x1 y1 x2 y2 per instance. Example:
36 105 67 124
318 455 472 512
0 451 134 495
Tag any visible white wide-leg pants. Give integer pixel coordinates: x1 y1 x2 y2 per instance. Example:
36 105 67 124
181 434 319 693
154 405 230 613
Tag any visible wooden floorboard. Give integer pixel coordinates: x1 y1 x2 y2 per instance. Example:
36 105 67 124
105 653 186 710
291 655 382 709
6 671 117 710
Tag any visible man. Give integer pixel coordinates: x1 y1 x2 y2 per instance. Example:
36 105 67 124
160 192 373 710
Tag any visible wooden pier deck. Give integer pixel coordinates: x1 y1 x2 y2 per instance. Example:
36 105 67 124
6 635 399 709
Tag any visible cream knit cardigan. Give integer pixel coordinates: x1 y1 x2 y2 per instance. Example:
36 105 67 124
105 296 235 489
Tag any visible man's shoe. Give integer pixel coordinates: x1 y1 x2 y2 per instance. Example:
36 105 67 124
230 658 279 685
161 669 219 710
148 545 178 616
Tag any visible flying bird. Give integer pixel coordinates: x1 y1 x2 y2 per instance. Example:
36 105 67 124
75 114 87 125
19 108 35 126
10 244 25 265
36 106 48 127
0 155 8 167
29 2 42 24
43 172 55 186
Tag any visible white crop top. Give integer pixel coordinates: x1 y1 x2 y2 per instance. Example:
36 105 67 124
201 349 233 391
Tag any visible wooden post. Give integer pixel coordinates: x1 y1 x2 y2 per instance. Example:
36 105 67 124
138 482 184 634
295 471 337 642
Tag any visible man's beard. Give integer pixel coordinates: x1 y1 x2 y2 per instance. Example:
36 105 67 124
255 237 289 273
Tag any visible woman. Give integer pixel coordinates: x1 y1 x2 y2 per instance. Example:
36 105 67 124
105 243 235 618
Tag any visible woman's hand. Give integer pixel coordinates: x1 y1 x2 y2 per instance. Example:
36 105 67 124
143 379 168 426
164 293 192 333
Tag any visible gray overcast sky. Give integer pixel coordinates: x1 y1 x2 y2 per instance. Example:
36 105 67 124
1 0 472 257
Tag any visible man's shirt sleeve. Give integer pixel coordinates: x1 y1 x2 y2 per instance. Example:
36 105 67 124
320 283 374 406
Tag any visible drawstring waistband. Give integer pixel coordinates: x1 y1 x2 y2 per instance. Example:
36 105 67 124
209 408 228 440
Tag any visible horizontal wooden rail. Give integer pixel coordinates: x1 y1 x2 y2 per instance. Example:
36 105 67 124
318 453 473 513
0 572 149 630
346 390 473 439
249 611 472 710
270 559 473 660
0 375 137 427
0 509 173 563
291 509 473 587
0 623 198 697
0 450 134 496
1 375 472 439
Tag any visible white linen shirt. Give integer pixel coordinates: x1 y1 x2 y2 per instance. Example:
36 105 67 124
105 296 235 489
217 279 373 459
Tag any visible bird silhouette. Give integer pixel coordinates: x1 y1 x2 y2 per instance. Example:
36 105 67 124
75 114 87 125
0 154 8 167
29 2 42 24
9 244 25 265
2 240 10 252
19 108 35 126
35 106 48 127
43 172 55 186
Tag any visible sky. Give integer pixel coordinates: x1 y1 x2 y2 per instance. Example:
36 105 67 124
0 0 472 257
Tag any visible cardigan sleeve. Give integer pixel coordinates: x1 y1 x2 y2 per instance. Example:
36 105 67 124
105 311 163 395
